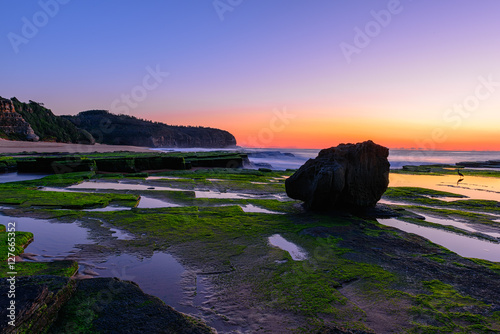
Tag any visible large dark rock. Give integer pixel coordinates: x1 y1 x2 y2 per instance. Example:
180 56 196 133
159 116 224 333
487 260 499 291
285 140 389 210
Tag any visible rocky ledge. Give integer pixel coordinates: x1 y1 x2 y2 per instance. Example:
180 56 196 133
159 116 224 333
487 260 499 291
0 276 215 334
49 277 216 334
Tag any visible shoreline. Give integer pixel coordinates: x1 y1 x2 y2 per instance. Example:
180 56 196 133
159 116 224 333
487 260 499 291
0 139 153 154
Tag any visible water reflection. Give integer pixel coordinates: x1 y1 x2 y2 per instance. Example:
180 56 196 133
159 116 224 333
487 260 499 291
137 196 180 209
389 173 500 201
0 172 48 183
268 234 307 261
68 181 183 192
92 252 195 313
418 214 500 239
240 204 283 214
378 218 500 262
0 213 205 315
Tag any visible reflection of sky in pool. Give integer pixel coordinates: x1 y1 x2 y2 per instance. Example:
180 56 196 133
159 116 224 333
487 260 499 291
0 214 203 314
268 234 307 261
417 214 500 239
378 218 500 262
0 172 48 183
389 173 500 201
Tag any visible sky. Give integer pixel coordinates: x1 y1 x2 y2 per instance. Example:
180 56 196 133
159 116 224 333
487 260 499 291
1 0 500 150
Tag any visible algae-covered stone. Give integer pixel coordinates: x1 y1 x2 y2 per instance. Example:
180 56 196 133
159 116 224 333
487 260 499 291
49 277 216 334
0 275 76 334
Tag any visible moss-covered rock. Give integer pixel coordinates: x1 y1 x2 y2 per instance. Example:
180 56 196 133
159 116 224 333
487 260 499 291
49 277 216 334
0 275 76 334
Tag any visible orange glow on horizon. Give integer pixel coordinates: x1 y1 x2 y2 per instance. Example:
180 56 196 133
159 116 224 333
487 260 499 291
154 111 500 151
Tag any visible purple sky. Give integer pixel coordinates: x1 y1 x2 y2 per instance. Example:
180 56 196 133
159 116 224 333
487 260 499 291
2 0 500 149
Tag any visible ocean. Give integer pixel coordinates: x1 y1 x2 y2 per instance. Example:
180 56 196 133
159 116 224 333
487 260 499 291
153 147 500 170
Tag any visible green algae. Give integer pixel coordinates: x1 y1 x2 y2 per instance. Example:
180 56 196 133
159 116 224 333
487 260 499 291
0 226 33 261
0 187 139 209
0 260 78 278
469 258 500 274
0 173 139 209
0 156 16 171
2 161 500 332
421 254 446 263
260 235 394 316
152 167 293 181
407 280 499 333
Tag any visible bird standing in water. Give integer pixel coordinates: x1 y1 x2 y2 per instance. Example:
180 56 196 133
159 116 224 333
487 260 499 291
457 169 464 185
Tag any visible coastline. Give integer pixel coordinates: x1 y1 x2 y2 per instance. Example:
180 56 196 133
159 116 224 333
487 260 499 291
0 139 153 154
0 150 500 332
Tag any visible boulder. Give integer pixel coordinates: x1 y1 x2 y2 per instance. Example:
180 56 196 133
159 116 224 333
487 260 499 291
285 140 389 210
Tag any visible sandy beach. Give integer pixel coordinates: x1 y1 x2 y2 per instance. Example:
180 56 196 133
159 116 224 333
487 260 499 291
0 139 154 154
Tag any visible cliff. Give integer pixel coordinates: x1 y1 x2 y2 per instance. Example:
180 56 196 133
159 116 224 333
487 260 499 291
0 97 94 144
1 96 237 148
63 110 237 148
10 98 95 144
0 97 39 141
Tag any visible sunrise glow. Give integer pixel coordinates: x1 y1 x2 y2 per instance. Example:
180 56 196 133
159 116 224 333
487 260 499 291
2 1 500 150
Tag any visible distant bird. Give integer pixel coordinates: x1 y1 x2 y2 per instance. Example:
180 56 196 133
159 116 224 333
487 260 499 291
457 169 464 186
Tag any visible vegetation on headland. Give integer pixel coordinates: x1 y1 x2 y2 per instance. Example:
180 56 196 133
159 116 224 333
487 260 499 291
0 155 499 332
10 97 95 144
63 109 236 148
1 97 237 148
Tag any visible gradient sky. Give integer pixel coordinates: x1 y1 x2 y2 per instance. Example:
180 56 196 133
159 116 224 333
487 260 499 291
2 0 500 150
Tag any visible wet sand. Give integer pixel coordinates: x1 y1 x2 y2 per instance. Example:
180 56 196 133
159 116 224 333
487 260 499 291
0 139 153 154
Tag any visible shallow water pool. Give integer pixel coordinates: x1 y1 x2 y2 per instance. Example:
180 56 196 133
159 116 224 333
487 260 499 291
389 173 500 201
0 172 48 183
268 234 307 261
0 213 206 315
378 218 500 262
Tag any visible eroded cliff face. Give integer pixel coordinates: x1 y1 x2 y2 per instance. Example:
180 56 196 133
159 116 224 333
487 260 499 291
0 97 39 141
